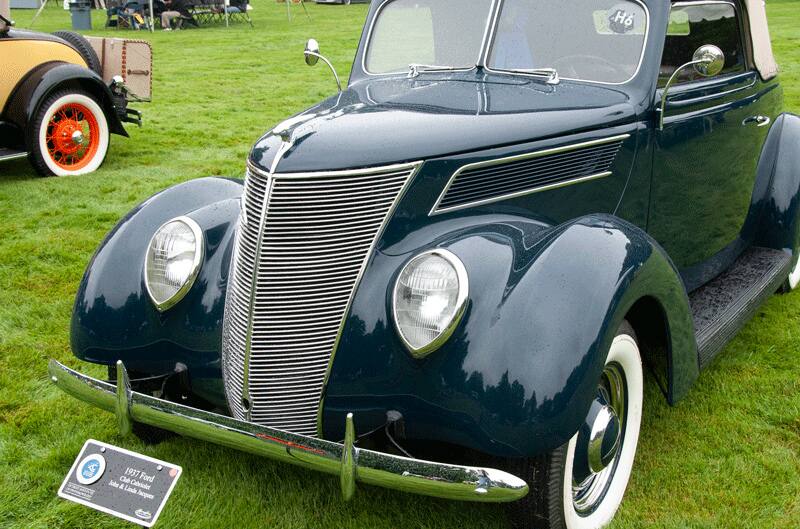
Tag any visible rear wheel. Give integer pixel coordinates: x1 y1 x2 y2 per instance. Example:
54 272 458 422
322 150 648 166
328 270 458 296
506 322 643 529
781 254 800 292
27 90 110 177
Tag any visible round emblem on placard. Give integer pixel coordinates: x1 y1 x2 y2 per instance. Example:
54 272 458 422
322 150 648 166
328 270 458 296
76 454 106 485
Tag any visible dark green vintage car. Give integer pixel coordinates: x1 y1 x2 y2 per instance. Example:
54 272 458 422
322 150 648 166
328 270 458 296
50 1 798 528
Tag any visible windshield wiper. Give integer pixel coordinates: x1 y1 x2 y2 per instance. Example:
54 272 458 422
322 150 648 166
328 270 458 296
407 64 466 78
496 67 560 85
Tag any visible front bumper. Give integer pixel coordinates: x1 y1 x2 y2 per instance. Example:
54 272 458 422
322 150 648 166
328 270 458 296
49 360 529 503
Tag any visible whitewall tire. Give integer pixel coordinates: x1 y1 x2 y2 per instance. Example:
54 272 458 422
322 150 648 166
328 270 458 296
28 90 110 177
562 331 643 528
785 255 800 291
506 322 643 529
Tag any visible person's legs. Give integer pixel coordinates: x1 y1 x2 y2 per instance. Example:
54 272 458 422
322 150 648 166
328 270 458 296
161 10 179 29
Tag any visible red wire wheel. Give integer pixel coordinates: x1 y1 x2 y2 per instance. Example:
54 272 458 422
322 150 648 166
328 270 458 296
28 89 110 177
45 102 101 171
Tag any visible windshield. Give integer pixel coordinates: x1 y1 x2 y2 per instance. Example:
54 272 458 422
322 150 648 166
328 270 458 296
487 0 648 83
364 0 494 74
364 0 648 85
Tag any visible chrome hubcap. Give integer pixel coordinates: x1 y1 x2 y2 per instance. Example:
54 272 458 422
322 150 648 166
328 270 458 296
587 404 621 473
572 362 626 514
71 130 85 146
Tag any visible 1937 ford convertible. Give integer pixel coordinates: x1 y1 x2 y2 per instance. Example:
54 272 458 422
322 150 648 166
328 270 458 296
49 0 799 527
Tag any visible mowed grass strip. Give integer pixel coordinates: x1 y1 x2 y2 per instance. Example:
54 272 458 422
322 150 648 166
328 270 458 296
1 1 799 528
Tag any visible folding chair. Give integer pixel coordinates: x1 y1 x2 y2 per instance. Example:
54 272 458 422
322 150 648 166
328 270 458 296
225 0 252 27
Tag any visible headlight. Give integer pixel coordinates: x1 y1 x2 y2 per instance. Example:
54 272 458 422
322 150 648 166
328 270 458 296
392 249 469 358
144 216 204 311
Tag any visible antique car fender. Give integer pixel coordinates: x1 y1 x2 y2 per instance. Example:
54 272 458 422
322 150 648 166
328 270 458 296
70 177 242 402
755 113 800 254
2 61 128 136
322 213 698 457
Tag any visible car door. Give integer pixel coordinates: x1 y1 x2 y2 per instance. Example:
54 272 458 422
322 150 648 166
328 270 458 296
648 0 782 289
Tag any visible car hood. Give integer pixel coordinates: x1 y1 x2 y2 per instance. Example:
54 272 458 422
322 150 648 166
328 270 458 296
249 72 636 174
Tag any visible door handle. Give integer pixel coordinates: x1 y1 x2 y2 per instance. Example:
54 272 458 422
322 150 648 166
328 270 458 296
742 115 771 127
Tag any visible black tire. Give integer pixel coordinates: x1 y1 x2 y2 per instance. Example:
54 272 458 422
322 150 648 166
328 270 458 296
131 422 176 445
106 366 176 445
505 446 569 529
504 322 642 529
52 30 103 75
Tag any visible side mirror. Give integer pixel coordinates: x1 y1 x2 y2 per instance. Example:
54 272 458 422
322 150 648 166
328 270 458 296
658 44 725 131
691 44 725 77
303 38 342 93
304 38 320 67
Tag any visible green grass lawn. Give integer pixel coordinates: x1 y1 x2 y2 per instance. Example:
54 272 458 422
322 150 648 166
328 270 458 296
1 1 799 528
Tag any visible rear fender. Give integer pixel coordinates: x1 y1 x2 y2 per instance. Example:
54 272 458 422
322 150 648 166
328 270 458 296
756 113 800 254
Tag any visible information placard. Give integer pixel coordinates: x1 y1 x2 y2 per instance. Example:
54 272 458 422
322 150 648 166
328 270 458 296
58 439 182 527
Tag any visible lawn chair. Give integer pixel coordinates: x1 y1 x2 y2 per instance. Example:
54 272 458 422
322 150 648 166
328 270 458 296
187 0 217 25
105 0 125 27
106 1 147 29
225 0 252 27
143 0 165 28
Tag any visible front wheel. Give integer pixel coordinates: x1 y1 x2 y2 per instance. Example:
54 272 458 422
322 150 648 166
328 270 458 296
27 90 110 177
506 322 643 529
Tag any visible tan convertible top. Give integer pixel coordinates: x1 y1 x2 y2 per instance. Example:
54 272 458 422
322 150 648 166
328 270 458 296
745 0 778 79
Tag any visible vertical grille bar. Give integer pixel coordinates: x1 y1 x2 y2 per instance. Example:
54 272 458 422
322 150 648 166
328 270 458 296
222 162 419 436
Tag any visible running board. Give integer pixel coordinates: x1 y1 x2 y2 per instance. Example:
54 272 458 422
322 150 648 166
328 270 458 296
690 247 791 368
0 148 27 162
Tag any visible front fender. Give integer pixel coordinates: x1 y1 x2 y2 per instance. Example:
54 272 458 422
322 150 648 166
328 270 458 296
323 214 697 457
70 177 242 397
4 62 127 136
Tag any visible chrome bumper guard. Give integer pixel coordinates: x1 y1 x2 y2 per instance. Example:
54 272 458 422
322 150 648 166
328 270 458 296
49 360 529 503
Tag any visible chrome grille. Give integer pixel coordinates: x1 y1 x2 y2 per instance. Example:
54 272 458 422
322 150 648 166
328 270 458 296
222 162 419 436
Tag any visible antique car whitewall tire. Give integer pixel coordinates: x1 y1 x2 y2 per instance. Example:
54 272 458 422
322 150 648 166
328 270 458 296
28 90 110 177
781 254 800 292
506 322 643 529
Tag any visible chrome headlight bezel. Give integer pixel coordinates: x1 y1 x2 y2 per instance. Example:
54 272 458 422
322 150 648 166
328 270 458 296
392 248 469 358
144 216 204 312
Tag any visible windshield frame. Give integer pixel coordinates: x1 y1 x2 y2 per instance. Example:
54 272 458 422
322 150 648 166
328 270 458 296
361 0 650 86
361 0 499 77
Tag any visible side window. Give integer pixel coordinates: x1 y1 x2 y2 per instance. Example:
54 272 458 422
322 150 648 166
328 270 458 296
658 2 746 87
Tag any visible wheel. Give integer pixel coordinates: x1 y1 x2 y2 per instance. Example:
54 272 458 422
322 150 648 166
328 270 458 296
781 254 800 293
106 366 175 445
505 322 644 529
52 30 103 74
130 422 175 444
27 90 110 177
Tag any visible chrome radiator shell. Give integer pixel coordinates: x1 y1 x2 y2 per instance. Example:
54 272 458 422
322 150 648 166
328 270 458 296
222 161 420 436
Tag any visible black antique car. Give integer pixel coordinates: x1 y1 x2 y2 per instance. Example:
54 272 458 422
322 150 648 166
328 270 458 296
50 0 798 527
